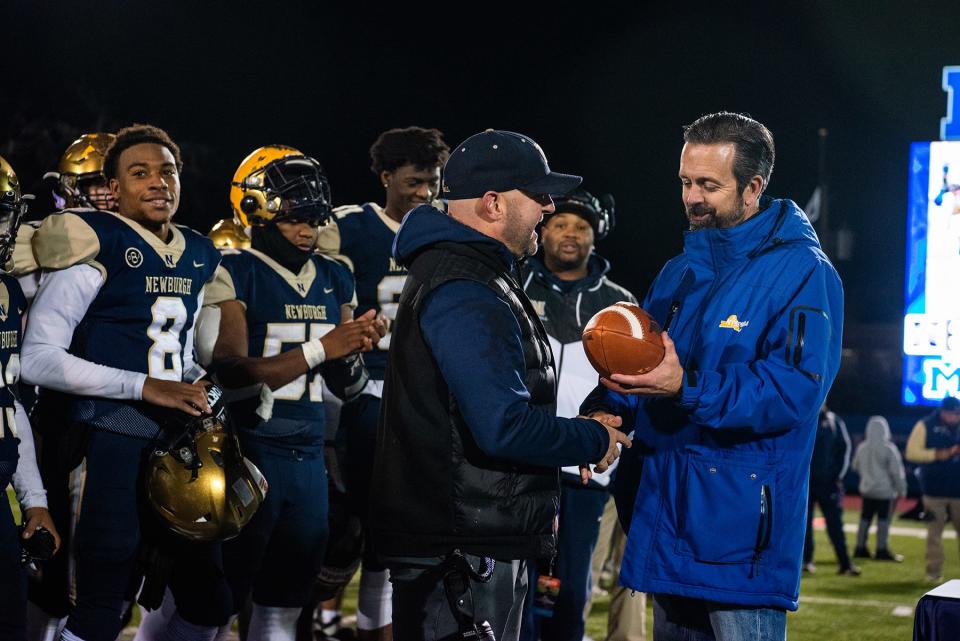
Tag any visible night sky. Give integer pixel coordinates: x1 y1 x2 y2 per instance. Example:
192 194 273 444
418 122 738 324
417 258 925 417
4 1 960 329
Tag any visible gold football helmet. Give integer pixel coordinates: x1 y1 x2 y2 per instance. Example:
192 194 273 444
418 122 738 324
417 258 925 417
49 133 117 210
230 145 332 228
0 155 28 268
145 384 268 542
208 218 251 249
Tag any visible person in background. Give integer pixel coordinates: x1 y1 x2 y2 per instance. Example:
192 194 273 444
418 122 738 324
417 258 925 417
519 187 644 640
851 415 907 562
906 396 960 583
314 126 449 641
803 403 859 576
0 153 61 641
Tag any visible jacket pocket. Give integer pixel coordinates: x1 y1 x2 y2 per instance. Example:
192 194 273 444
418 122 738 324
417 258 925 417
676 451 774 564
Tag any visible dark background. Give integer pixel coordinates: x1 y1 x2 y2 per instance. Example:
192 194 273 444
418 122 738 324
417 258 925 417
4 1 959 415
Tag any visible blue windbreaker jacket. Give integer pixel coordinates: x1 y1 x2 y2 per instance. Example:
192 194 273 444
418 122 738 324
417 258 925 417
582 196 843 610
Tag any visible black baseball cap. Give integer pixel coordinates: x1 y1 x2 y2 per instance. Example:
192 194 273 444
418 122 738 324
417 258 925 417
441 129 582 200
942 396 960 411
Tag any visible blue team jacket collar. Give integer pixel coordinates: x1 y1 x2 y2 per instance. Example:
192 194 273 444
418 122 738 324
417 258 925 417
682 196 806 273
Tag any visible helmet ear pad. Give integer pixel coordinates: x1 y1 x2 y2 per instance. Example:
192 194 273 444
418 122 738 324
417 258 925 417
240 194 259 215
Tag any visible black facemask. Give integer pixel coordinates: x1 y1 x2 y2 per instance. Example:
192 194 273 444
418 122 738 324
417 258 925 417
251 223 312 273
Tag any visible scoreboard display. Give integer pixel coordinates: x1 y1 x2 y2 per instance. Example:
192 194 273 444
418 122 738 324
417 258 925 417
903 139 960 405
902 67 960 406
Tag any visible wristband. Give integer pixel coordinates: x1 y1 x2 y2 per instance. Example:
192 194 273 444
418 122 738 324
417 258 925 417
301 339 327 369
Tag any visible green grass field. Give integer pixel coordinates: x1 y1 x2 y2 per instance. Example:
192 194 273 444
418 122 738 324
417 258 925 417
582 508 955 640
9 487 955 640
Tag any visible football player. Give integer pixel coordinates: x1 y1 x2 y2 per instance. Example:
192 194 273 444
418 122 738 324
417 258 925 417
0 154 61 641
46 133 118 212
313 126 448 640
201 146 383 640
23 133 120 641
20 124 231 641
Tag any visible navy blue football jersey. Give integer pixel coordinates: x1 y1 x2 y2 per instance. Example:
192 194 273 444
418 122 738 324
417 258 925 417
0 273 25 485
214 248 355 441
330 203 405 380
31 210 221 438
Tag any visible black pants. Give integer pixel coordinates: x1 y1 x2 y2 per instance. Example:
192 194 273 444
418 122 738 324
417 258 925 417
386 555 527 641
0 494 27 641
64 429 232 641
803 483 851 568
338 393 386 571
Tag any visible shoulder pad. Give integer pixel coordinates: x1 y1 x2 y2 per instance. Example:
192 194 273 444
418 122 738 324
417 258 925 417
316 252 353 272
8 221 40 275
315 220 352 270
203 264 239 307
332 204 365 220
16 211 103 276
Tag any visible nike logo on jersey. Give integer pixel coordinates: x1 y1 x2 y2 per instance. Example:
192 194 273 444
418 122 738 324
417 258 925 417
324 287 335 294
193 261 205 268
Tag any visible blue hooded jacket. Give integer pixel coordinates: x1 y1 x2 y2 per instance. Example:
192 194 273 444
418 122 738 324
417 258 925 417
582 196 843 610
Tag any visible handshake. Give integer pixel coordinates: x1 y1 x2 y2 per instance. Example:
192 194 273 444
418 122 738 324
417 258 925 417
578 411 631 485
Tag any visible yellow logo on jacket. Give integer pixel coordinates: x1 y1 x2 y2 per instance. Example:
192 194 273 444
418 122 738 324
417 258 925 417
719 315 749 332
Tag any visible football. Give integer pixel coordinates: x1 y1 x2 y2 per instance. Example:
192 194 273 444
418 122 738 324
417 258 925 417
582 302 665 378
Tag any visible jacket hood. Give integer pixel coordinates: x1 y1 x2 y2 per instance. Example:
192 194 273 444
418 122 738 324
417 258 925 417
864 415 892 445
683 196 822 269
525 252 610 292
393 204 516 269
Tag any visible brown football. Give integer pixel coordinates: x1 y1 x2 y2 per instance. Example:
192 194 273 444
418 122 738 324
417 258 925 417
582 302 665 378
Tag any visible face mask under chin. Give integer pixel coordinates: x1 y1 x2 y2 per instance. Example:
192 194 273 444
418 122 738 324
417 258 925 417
251 222 312 273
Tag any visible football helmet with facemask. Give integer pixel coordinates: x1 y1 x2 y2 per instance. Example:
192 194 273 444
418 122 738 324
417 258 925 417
0 155 29 268
145 383 268 542
230 145 332 228
46 133 117 210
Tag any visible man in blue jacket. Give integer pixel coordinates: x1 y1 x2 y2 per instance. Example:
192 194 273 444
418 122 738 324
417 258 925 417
370 130 631 640
582 112 844 641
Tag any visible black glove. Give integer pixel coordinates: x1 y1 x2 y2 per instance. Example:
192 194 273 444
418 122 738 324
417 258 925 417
319 353 369 401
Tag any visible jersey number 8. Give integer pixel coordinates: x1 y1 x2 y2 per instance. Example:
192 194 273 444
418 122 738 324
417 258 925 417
147 297 188 380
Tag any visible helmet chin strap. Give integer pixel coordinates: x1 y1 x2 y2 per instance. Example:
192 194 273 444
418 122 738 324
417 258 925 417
251 222 312 273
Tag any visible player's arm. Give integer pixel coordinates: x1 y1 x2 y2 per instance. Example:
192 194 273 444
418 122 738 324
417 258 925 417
21 265 209 416
11 400 61 552
211 300 380 391
420 280 625 468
